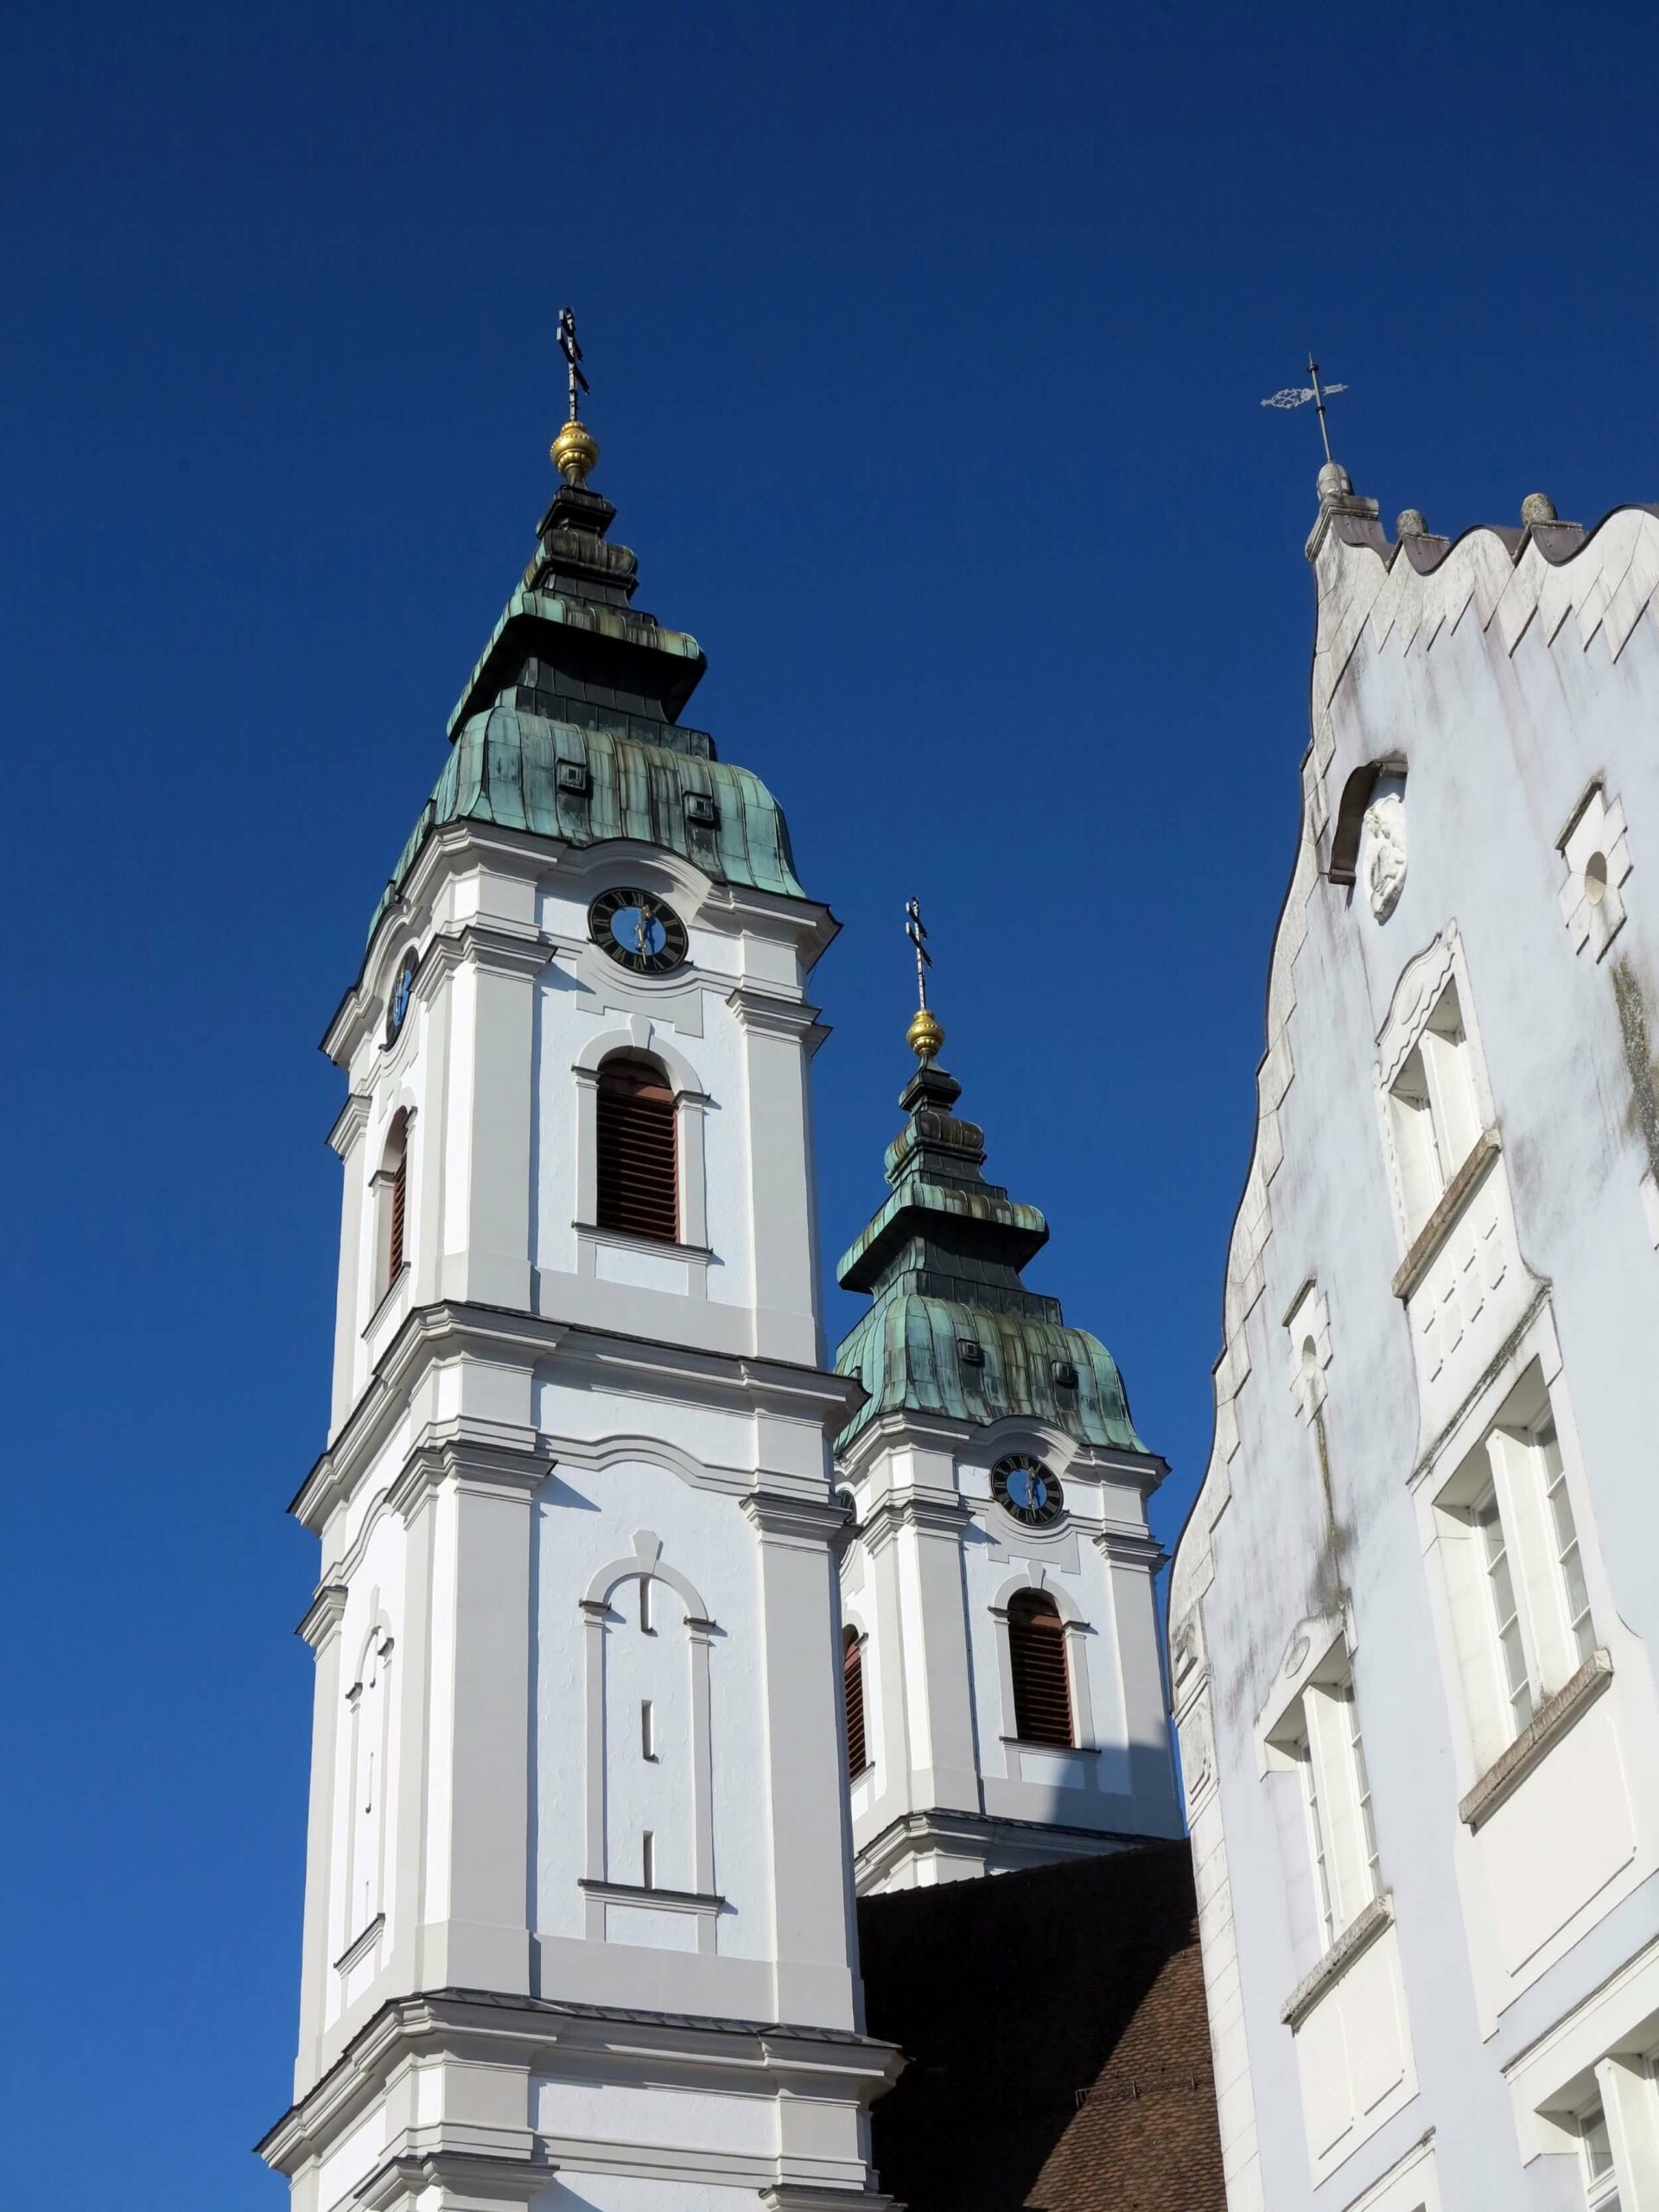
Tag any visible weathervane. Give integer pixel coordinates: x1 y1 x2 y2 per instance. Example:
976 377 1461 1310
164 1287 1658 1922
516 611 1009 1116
550 308 600 488
904 899 944 1065
1261 354 1348 466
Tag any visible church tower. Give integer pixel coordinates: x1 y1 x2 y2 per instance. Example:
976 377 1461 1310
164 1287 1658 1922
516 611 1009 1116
833 976 1181 1892
260 346 899 2212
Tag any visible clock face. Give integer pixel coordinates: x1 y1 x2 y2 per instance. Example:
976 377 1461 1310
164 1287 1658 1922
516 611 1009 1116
588 887 689 976
386 949 419 1045
992 1453 1065 1528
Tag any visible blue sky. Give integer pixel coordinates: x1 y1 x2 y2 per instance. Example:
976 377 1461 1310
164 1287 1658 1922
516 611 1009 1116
3 2 1655 2201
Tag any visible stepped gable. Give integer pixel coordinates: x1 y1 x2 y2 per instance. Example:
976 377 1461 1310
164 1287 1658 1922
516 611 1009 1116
833 1051 1145 1453
858 1843 1224 2212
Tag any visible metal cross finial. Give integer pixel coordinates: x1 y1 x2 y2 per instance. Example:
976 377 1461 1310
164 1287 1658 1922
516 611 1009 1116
1261 353 1349 464
904 898 932 1010
557 307 589 424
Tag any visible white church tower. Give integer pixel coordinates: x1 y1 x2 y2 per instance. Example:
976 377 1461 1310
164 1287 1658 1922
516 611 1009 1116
832 977 1182 1891
260 361 900 2212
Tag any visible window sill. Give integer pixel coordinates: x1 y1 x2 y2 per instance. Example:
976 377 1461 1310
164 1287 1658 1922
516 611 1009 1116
1459 1648 1614 1831
1392 1127 1502 1300
1281 1890 1394 2030
1000 1735 1099 1756
334 1912 385 1974
574 1222 713 1261
578 1878 725 1914
360 1263 410 1341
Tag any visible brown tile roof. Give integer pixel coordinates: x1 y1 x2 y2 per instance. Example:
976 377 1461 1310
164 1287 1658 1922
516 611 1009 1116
856 1841 1224 2212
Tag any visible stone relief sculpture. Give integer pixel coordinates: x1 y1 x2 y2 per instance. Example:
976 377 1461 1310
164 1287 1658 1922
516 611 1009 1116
1363 790 1408 920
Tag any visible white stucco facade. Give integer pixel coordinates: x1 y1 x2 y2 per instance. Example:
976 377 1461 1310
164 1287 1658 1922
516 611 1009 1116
837 1414 1180 1891
1171 477 1659 2212
262 470 903 2209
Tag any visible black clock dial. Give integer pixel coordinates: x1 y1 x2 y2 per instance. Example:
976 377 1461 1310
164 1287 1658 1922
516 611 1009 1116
588 887 689 976
386 948 420 1045
992 1452 1065 1527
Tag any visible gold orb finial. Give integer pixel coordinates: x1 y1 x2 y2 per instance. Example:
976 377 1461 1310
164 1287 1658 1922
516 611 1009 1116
907 1006 945 1065
551 418 600 488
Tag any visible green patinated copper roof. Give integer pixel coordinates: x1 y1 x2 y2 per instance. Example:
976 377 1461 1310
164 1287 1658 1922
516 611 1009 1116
833 1058 1146 1456
837 1295 1142 1452
363 473 803 950
366 711 803 947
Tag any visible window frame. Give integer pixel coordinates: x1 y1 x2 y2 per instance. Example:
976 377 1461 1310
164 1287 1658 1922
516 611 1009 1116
1385 976 1484 1243
1432 1360 1602 1776
1276 1658 1382 1953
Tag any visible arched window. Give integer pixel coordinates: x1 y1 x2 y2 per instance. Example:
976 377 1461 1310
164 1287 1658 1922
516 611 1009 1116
1007 1591 1073 1747
842 1626 868 1780
596 1055 677 1243
376 1109 410 1298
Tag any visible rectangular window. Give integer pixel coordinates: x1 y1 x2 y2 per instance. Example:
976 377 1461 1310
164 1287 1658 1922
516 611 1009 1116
639 1577 653 1633
1581 2103 1622 2210
1274 1654 1382 1954
640 1700 656 1761
641 1831 655 1890
1296 1729 1336 1946
1542 1418 1596 1668
1475 1481 1535 1737
1437 1366 1601 1772
1388 978 1482 1240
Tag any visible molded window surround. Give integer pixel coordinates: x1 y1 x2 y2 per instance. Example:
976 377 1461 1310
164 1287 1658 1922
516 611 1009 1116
842 1626 869 1780
366 1108 415 1317
573 1037 710 1259
1264 1639 1381 1960
989 1571 1098 1765
1387 977 1484 1244
1432 1360 1605 1789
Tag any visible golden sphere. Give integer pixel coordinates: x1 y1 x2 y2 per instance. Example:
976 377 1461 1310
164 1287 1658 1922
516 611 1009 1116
906 1007 945 1064
550 418 600 487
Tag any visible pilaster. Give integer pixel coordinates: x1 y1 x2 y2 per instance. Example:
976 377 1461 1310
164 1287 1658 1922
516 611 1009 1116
743 1491 863 2029
1096 1523 1177 1800
399 1440 545 1997
728 987 824 1363
295 1583 348 2093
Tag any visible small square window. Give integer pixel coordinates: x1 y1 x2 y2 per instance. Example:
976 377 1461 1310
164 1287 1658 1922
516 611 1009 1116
556 758 591 795
1051 1360 1078 1390
683 791 719 827
958 1338 984 1368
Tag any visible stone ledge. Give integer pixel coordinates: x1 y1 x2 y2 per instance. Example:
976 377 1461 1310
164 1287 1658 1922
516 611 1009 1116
1392 1127 1502 1302
1459 1648 1613 1831
1281 1890 1394 2030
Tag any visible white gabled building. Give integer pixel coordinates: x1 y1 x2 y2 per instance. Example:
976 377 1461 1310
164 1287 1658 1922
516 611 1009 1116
258 413 903 2212
1171 465 1659 2212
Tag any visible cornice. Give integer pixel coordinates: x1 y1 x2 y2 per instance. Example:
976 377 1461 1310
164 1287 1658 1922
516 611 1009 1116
296 1582 349 1650
327 1090 373 1159
295 1302 863 1527
422 918 550 984
355 2148 551 2212
724 982 829 1052
258 1987 902 2174
1094 1526 1167 1573
741 1491 850 1543
858 1492 976 1554
387 1433 550 1521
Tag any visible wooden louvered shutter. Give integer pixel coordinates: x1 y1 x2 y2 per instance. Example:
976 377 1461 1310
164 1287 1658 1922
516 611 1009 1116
1008 1592 1073 1746
596 1058 678 1243
843 1633 868 1779
388 1143 408 1279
